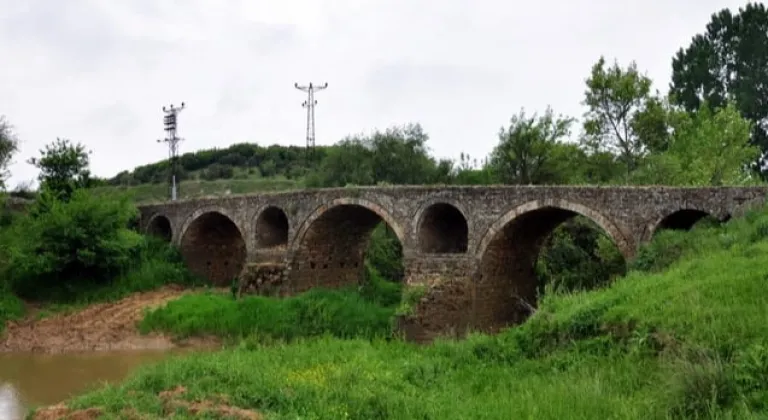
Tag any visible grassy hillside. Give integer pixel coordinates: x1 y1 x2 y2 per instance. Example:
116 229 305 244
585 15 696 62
44 201 768 418
96 143 319 203
91 175 303 203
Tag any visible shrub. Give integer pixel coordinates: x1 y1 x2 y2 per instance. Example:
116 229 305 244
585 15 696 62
3 189 198 302
0 285 24 333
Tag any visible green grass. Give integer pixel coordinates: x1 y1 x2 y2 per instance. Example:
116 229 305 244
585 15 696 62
139 288 397 342
139 264 402 342
91 176 303 203
0 287 24 333
36 204 768 418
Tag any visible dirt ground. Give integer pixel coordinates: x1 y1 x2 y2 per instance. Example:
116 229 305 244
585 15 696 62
31 385 262 420
0 285 211 353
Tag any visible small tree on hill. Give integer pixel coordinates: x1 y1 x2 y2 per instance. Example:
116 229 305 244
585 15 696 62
28 138 92 202
0 116 19 191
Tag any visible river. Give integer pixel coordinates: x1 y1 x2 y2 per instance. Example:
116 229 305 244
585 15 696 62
0 350 179 419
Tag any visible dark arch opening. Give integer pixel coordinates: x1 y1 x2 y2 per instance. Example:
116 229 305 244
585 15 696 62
418 203 468 253
654 209 725 235
475 207 626 333
255 206 289 248
287 204 403 296
146 215 172 242
180 212 246 286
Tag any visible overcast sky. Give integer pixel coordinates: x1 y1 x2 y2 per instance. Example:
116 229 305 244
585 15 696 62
0 0 751 187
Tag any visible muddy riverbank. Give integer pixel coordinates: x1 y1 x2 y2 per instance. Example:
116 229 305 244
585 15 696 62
0 285 219 353
0 286 223 419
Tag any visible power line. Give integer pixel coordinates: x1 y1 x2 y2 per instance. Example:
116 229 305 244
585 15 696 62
157 102 185 201
294 82 328 159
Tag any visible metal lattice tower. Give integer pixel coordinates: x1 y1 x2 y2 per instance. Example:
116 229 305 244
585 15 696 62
294 82 328 153
157 102 185 201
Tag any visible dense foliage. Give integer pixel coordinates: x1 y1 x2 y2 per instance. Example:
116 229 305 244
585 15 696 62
108 143 325 186
670 2 768 171
0 116 18 191
0 140 202 331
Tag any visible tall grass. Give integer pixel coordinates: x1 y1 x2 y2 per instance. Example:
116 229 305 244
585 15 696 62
57 204 768 419
140 266 400 342
64 236 204 305
0 286 24 333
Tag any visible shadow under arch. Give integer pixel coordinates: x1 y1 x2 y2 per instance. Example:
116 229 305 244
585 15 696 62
472 199 630 333
645 208 728 242
254 205 289 248
286 197 406 294
179 209 247 286
416 201 469 253
145 213 172 242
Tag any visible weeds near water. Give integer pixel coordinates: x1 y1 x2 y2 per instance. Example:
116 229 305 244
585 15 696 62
140 287 398 342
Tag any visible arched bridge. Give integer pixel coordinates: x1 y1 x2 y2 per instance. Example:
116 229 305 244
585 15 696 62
137 185 768 340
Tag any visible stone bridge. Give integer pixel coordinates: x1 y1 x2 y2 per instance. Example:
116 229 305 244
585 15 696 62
137 185 768 341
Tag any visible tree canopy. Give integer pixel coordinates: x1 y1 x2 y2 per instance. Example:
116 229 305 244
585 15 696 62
670 2 768 172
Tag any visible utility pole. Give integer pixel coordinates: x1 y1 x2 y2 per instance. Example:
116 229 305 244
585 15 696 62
157 102 185 201
294 82 328 162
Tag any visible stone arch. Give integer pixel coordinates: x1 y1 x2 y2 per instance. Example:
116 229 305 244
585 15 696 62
254 205 289 248
645 207 728 242
472 199 630 333
286 197 405 294
145 213 172 242
179 207 247 286
415 201 469 253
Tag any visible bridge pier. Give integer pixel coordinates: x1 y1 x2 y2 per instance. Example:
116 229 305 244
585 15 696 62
397 254 477 342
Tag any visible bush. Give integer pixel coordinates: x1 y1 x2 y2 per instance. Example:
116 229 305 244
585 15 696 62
0 286 24 333
201 163 235 180
2 189 199 302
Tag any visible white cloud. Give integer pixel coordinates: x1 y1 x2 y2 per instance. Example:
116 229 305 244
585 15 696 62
0 0 752 186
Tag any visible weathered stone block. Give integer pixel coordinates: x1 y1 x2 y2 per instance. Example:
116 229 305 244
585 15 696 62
237 262 287 298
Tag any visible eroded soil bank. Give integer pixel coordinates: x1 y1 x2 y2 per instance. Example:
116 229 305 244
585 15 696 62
0 285 217 353
31 386 263 420
1 286 226 419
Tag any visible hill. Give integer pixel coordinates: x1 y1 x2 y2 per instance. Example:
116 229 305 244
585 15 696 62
35 199 768 419
92 143 323 202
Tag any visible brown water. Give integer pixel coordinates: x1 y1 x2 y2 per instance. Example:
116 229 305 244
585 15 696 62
0 350 179 419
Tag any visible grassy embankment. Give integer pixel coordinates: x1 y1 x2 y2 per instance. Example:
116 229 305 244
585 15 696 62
91 174 303 204
41 202 768 418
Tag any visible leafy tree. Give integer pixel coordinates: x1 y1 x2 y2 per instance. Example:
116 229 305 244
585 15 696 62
669 2 768 170
536 217 626 293
308 123 443 187
631 102 760 186
0 116 19 191
489 107 575 184
28 138 92 201
201 163 235 180
368 123 440 185
4 189 141 300
582 57 666 176
307 139 374 187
